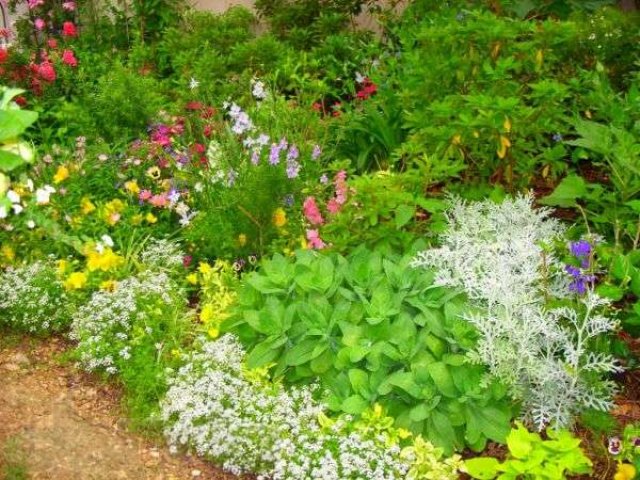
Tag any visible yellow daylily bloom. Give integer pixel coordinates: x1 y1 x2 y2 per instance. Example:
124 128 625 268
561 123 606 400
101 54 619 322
64 271 87 290
53 165 70 184
198 262 212 275
131 214 143 225
200 304 215 324
208 327 220 339
186 273 199 285
81 197 96 215
145 212 158 224
124 180 140 194
86 248 124 272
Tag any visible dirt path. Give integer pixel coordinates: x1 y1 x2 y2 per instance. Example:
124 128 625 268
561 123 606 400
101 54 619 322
0 336 239 480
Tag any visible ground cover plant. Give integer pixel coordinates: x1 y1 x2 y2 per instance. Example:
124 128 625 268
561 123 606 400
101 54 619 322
0 0 639 478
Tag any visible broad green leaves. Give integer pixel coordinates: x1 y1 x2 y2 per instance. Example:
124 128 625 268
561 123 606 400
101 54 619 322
226 247 514 454
0 87 38 172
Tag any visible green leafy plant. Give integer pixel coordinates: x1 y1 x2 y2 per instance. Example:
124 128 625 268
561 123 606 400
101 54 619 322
224 247 514 453
0 87 37 172
463 422 592 480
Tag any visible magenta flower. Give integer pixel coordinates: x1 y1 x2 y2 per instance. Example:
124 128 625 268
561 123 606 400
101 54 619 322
306 229 326 249
62 1 76 11
34 18 45 30
61 49 77 67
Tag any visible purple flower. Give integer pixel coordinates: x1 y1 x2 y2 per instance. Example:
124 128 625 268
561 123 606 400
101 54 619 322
312 145 322 160
283 194 294 207
633 437 640 447
565 265 581 277
286 160 300 179
227 170 237 187
570 240 591 258
319 174 329 184
251 150 260 165
233 258 246 271
269 144 282 165
287 144 299 161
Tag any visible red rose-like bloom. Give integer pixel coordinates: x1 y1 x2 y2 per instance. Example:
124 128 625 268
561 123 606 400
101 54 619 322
38 62 56 82
0 48 7 63
14 96 27 107
61 49 77 67
47 38 58 49
203 125 212 137
185 101 203 111
62 21 77 37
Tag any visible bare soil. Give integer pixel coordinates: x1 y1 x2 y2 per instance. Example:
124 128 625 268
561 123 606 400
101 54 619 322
0 336 238 480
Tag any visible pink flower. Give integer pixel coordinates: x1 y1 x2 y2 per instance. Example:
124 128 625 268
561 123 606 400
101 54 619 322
38 62 56 82
28 0 45 9
138 190 152 202
306 229 326 250
47 38 58 49
327 198 340 214
62 1 76 11
61 49 77 67
62 21 77 37
303 196 324 225
334 170 348 206
149 194 168 208
34 18 45 30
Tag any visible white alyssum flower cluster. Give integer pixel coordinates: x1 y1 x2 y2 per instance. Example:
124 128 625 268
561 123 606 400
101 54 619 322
70 272 184 375
0 261 70 333
139 238 185 271
161 335 414 479
412 194 620 430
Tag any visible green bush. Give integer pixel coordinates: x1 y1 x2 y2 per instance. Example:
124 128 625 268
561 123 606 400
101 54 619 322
224 247 514 454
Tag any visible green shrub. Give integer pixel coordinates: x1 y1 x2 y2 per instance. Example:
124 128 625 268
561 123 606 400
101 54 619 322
224 247 514 454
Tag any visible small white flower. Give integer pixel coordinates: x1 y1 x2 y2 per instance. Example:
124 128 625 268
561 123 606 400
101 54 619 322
35 185 55 205
189 77 200 90
6 190 20 204
12 204 23 215
101 234 114 247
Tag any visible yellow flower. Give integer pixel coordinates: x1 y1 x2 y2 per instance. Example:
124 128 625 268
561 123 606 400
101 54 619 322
103 199 125 226
198 262 212 275
145 212 158 224
186 273 199 285
57 259 68 276
64 271 87 290
160 179 172 191
497 135 511 159
208 327 220 339
131 214 143 225
147 166 161 180
86 248 124 272
238 234 247 247
272 208 287 228
503 117 512 133
53 165 70 184
81 197 96 215
397 428 412 439
451 134 461 145
100 279 117 291
124 180 140 194
1 245 15 262
615 463 636 480
200 304 215 324
171 349 181 358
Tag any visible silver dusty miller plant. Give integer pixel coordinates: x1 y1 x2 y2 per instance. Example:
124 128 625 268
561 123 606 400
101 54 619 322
411 194 621 430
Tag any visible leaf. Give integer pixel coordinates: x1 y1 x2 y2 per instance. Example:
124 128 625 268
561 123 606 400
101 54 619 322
426 362 457 397
348 368 369 396
0 109 38 142
246 336 286 369
395 204 415 229
506 425 533 459
341 395 369 414
539 175 588 208
595 284 624 301
625 200 640 213
463 457 501 479
285 338 324 366
0 150 25 172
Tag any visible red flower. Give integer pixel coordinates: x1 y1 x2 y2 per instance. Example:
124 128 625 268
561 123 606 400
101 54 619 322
185 101 203 111
0 48 7 63
201 106 216 119
47 38 58 49
62 21 77 37
14 96 27 107
203 125 212 137
312 102 322 112
61 49 77 67
38 62 56 82
193 143 206 154
356 78 378 100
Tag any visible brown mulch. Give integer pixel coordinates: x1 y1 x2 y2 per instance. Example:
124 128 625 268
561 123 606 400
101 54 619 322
0 336 240 480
